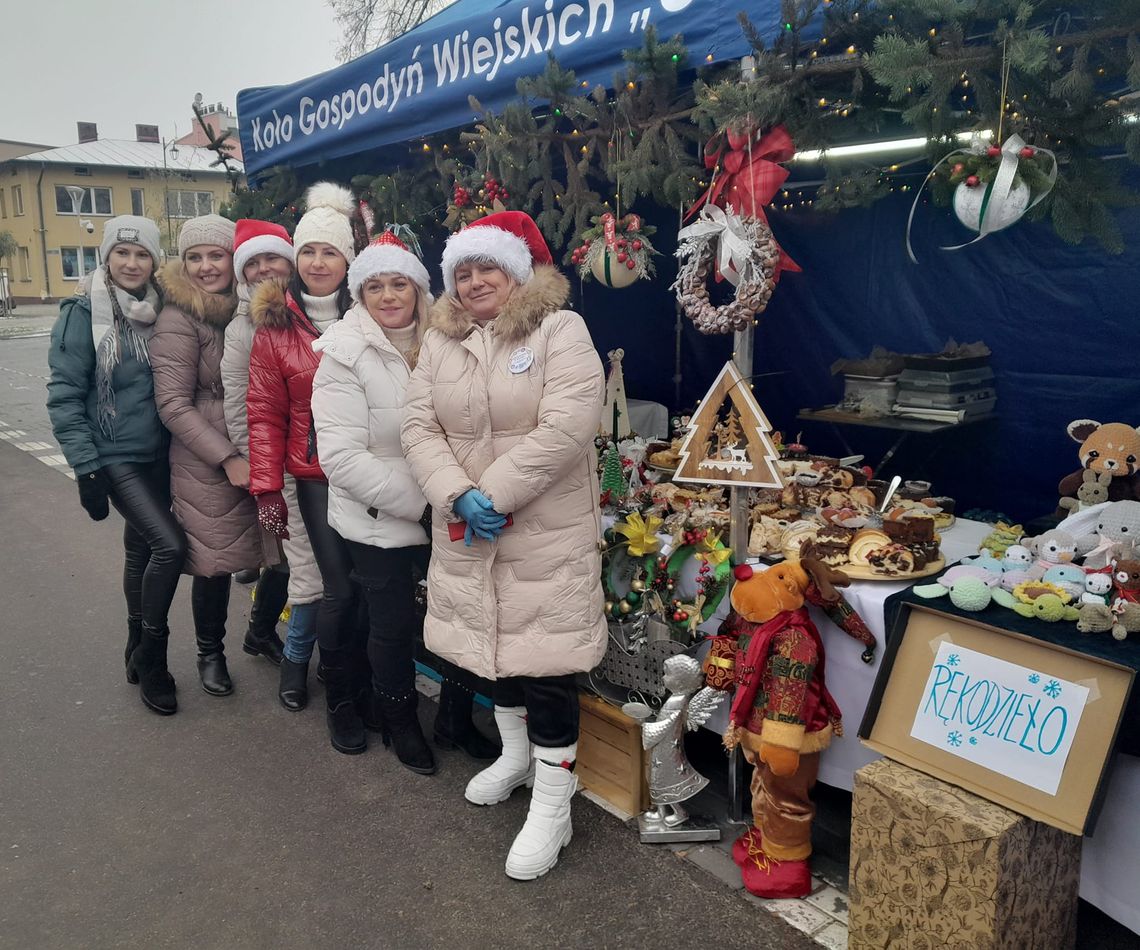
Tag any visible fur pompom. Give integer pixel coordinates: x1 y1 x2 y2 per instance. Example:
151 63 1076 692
303 182 355 218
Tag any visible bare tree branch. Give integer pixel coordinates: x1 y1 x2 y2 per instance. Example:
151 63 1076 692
328 0 457 62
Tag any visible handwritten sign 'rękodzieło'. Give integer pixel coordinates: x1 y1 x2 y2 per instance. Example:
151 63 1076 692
911 641 1090 795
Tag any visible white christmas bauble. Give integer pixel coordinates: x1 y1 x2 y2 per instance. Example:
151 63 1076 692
952 179 1031 234
590 249 639 289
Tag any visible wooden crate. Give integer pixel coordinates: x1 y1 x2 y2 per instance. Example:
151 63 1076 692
576 692 649 816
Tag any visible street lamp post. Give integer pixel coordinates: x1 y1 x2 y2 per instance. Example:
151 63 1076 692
64 186 96 280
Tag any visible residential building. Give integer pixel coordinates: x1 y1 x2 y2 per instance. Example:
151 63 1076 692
0 139 54 162
0 122 243 303
176 97 243 162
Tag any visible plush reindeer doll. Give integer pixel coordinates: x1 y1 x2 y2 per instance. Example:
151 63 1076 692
703 558 874 899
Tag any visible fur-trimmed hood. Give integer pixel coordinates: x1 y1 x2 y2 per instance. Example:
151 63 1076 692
249 277 298 331
429 264 569 344
158 260 237 327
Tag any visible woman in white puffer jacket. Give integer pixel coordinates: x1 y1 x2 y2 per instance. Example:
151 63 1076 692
311 231 500 775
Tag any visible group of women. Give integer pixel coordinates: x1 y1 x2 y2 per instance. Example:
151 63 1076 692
46 183 608 880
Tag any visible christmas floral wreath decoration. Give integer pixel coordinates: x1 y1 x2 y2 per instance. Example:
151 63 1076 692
444 170 511 230
572 212 658 285
673 206 782 334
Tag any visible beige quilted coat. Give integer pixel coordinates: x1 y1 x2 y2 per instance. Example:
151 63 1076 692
151 263 268 577
401 266 607 679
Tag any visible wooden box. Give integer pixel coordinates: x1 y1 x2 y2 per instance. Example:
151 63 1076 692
576 692 649 816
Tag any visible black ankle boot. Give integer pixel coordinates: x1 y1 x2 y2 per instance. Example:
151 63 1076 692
129 629 177 715
242 569 287 665
197 651 233 696
278 657 309 712
327 701 367 754
380 691 437 775
433 681 502 760
124 618 143 685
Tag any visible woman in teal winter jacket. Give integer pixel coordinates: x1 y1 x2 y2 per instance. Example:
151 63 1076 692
47 216 187 716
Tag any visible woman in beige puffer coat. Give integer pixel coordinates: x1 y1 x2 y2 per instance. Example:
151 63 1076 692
401 211 605 882
152 214 267 698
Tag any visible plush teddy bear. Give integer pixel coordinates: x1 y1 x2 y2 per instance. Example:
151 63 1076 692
1057 419 1140 514
1058 469 1113 514
701 558 873 899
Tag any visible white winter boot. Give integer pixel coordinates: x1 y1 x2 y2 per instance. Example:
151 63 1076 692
504 746 578 881
464 706 534 805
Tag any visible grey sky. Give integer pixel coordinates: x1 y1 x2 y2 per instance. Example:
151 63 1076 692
5 1 343 146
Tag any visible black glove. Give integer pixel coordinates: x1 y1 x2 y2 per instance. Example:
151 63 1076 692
77 469 111 522
419 505 432 533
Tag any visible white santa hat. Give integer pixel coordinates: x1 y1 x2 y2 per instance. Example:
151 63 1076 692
232 219 294 286
292 182 357 265
348 231 432 302
439 210 553 296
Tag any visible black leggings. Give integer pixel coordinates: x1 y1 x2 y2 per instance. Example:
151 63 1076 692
494 674 580 748
345 541 428 700
295 479 364 670
104 461 187 635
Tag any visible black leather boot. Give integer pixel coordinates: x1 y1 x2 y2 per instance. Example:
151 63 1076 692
380 690 437 775
128 628 177 715
278 657 309 712
193 576 233 696
325 665 366 755
433 680 502 760
242 568 287 665
124 618 143 685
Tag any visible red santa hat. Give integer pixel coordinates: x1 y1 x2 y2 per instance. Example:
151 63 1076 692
233 219 294 285
440 210 553 296
348 231 432 302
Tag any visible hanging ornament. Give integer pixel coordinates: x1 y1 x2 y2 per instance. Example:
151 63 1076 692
575 212 658 288
672 206 781 334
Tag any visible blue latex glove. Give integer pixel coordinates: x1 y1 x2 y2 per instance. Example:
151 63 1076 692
454 489 507 546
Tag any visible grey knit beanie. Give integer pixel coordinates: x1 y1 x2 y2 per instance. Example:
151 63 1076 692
100 215 162 265
177 214 236 258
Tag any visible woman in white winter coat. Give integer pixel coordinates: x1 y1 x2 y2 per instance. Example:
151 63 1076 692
311 232 500 774
401 211 606 880
220 219 324 711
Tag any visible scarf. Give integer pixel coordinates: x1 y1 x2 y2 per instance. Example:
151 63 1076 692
91 267 161 438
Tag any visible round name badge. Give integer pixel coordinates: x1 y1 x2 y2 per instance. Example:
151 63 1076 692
508 346 535 374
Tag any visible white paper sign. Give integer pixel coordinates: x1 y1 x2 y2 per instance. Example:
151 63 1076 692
910 642 1090 796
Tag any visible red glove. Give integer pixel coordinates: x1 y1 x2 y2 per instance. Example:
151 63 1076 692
257 491 289 539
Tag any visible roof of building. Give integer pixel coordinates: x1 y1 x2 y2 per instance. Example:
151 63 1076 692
176 123 244 162
8 139 242 174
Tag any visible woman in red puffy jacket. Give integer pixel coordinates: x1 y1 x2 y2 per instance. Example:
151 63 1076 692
247 182 367 753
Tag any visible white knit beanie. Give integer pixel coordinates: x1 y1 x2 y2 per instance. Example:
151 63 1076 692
293 182 356 265
348 232 432 302
177 214 236 258
100 215 162 265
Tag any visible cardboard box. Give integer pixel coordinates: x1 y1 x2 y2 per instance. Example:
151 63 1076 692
849 759 1080 950
576 692 649 816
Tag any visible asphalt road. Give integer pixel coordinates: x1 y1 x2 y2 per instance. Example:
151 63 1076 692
0 334 816 948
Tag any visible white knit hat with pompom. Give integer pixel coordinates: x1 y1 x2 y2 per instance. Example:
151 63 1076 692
293 182 356 265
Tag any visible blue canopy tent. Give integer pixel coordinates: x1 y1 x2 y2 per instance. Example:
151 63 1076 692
237 4 1139 521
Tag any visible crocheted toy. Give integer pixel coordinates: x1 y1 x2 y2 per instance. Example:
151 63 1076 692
1058 500 1140 569
1057 420 1140 512
978 521 1025 558
1077 563 1140 639
1081 570 1113 605
991 583 1080 622
1042 564 1088 600
1025 529 1087 579
914 573 994 611
1059 469 1113 514
701 558 873 899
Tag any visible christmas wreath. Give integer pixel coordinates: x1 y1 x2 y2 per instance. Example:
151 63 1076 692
673 206 782 335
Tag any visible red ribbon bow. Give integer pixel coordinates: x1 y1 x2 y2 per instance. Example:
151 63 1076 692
687 124 801 279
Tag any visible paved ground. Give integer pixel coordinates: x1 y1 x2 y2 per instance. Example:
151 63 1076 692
0 429 817 944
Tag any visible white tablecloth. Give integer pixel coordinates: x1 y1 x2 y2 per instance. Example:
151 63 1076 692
699 517 1138 934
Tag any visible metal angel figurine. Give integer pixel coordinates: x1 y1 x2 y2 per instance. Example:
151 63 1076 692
638 655 725 843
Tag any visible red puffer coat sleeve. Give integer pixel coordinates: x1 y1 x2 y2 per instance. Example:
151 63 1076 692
247 327 288 496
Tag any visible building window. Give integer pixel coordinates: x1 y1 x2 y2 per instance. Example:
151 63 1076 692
131 188 145 216
60 246 101 280
127 169 144 179
166 190 213 218
0 189 6 219
18 247 31 281
13 185 24 215
55 185 113 216
74 167 91 176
